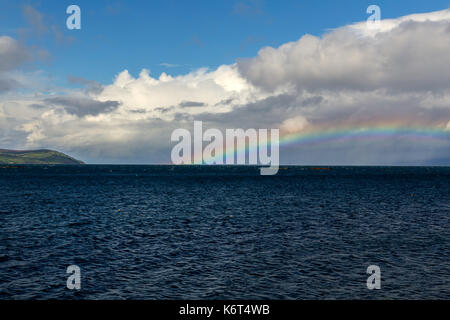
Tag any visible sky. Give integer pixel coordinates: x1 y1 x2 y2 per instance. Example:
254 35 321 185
0 0 449 165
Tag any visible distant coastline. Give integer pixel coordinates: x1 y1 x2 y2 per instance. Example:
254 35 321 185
0 149 84 165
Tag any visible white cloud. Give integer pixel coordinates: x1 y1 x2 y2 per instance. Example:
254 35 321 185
159 63 180 68
96 65 272 121
280 116 309 134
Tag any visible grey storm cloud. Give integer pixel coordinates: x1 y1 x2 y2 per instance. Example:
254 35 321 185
22 5 48 35
192 93 325 129
0 36 29 93
20 5 74 44
129 109 147 114
44 97 120 117
0 36 29 72
237 19 450 93
178 100 206 108
0 78 20 93
29 103 46 109
67 75 104 94
214 98 236 106
154 106 175 114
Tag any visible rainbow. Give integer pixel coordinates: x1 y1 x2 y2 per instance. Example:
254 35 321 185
280 125 450 148
199 124 450 164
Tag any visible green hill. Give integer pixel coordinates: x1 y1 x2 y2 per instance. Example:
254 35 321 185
0 149 84 165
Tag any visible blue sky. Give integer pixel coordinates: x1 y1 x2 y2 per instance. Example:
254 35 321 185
1 0 449 86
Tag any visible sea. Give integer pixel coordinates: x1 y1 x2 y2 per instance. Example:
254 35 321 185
0 165 449 299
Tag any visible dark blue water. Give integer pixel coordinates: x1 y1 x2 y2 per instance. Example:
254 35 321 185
0 165 449 299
